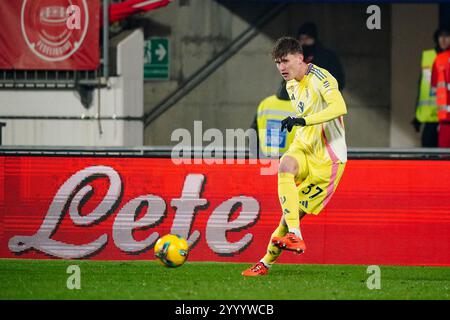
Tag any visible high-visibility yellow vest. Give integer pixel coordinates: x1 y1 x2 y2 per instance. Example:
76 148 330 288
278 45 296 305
256 95 297 156
416 49 438 123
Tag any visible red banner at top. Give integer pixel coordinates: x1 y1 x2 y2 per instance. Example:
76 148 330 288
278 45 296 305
0 0 100 70
109 0 171 23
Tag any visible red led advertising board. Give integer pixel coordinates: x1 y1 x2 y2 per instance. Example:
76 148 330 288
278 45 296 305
1 156 449 266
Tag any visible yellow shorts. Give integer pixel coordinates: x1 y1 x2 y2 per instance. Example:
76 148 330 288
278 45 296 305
281 144 346 215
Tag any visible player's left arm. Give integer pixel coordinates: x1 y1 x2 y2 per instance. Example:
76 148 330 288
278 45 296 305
281 74 347 132
303 75 347 126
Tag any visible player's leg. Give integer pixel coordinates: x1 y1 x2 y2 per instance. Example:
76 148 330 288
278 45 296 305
263 210 307 263
277 155 304 239
242 146 307 276
261 217 288 266
274 160 346 255
241 218 287 276
241 212 307 276
271 210 307 254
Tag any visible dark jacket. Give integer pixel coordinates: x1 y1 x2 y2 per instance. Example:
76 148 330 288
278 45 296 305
304 42 346 91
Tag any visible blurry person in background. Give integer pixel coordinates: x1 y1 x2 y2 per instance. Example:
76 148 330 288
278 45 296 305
412 27 450 147
297 22 345 91
431 27 450 147
251 82 298 158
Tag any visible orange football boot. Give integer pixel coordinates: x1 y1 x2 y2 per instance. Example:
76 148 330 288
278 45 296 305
241 262 269 276
271 232 306 254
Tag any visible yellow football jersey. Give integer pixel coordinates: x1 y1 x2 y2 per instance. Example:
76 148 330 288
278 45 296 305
286 64 347 163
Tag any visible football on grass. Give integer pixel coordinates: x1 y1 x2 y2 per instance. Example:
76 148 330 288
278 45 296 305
154 234 189 267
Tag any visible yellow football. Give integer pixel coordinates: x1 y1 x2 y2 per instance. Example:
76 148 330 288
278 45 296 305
154 234 189 267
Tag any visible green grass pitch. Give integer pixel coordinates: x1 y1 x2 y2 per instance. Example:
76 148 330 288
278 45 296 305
0 259 449 300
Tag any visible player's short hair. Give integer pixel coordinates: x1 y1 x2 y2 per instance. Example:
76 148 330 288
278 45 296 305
271 36 303 60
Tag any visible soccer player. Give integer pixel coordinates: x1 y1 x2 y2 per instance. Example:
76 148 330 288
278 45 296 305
242 36 347 276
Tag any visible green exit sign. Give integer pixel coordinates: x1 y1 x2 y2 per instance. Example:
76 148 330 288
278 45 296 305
144 38 169 80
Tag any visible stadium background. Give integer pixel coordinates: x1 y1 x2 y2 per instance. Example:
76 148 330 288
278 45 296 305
1 0 450 301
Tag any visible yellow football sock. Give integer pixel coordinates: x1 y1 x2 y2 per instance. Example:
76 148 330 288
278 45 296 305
278 172 300 231
261 221 288 266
